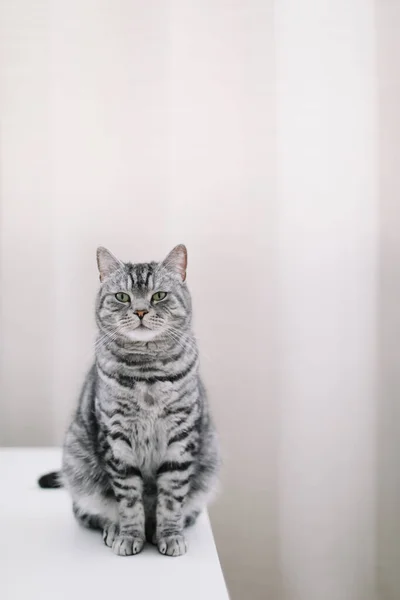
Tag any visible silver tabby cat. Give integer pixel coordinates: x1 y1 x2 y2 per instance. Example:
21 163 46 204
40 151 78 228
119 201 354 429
39 245 220 557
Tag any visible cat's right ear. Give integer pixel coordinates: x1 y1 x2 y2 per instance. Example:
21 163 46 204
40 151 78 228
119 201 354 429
96 247 121 282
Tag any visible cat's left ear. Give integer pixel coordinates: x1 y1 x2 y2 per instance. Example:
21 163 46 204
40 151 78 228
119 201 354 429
162 244 187 282
96 247 121 282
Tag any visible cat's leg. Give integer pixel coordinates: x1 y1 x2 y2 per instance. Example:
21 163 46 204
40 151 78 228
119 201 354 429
155 451 196 556
106 451 146 556
155 432 220 556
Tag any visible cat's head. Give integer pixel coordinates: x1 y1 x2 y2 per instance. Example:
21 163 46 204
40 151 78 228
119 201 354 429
95 245 191 343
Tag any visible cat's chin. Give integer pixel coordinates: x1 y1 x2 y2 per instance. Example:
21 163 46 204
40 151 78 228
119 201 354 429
123 327 160 343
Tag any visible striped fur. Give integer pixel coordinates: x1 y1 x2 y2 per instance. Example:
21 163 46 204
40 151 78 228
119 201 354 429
57 245 219 556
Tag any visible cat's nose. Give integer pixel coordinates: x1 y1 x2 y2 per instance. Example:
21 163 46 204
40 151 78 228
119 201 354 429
135 309 148 320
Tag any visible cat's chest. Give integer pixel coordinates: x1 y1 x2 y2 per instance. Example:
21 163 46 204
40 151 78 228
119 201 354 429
129 417 166 477
112 382 171 475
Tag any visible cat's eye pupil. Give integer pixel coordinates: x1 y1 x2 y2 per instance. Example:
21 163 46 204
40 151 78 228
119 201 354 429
115 292 130 303
152 291 167 302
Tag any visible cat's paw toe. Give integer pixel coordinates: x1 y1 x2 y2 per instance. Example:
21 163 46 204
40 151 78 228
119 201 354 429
112 534 145 556
103 524 119 548
157 534 187 557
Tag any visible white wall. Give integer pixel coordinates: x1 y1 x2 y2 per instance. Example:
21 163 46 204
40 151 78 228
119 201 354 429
0 0 54 445
275 1 378 598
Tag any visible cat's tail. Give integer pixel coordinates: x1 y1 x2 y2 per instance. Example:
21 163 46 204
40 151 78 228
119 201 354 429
38 471 62 489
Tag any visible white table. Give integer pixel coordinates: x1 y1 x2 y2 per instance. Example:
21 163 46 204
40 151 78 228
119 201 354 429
0 448 229 600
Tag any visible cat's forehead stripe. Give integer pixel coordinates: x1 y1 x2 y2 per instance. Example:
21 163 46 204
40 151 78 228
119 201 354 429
122 262 158 291
128 266 135 289
135 265 143 288
145 269 152 288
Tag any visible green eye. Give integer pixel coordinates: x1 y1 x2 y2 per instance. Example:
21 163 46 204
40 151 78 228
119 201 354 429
115 292 130 303
152 291 167 302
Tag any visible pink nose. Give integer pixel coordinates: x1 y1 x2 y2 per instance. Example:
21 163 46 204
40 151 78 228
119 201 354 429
135 310 148 320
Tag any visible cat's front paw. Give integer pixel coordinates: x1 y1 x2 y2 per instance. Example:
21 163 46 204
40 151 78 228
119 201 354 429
112 534 145 556
157 534 187 557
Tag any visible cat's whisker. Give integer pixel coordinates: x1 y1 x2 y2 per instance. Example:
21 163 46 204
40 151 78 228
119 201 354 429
95 328 119 347
167 330 211 362
165 330 192 348
163 330 199 357
164 333 187 353
165 328 199 349
95 327 122 351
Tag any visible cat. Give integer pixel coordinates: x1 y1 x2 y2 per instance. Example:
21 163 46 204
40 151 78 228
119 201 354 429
38 244 220 557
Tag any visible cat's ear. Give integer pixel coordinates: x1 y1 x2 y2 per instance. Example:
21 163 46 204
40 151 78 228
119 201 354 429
96 247 121 282
162 244 187 282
